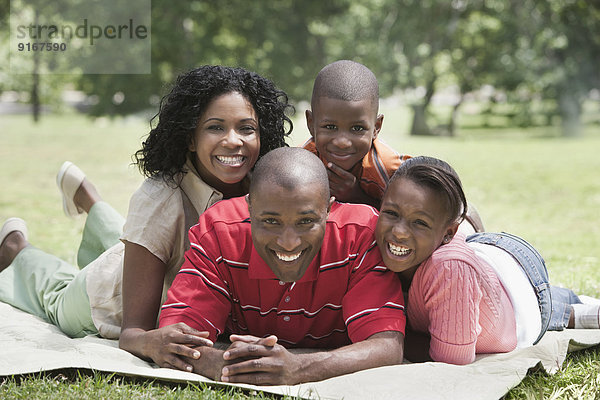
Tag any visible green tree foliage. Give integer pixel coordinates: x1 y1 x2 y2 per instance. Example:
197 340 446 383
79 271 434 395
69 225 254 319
324 0 599 136
506 0 600 136
3 0 599 136
78 0 349 116
449 0 600 136
1 0 78 120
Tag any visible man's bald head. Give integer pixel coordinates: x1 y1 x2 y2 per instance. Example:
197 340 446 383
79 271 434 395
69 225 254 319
247 147 334 282
311 60 379 114
249 147 330 202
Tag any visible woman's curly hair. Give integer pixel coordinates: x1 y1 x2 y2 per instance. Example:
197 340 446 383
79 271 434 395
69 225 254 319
134 65 294 184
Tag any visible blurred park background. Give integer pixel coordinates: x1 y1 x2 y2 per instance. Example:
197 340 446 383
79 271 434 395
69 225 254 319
1 1 600 398
1 0 599 137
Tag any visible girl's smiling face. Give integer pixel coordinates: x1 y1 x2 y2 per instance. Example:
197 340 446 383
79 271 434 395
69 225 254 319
375 177 458 279
190 91 260 190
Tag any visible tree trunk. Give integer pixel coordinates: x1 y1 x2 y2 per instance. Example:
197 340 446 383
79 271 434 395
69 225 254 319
410 75 436 136
31 10 40 123
558 89 582 137
32 64 40 123
410 104 432 136
447 93 464 137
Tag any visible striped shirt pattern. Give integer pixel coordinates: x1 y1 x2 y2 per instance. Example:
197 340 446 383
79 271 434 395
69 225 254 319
159 197 406 348
303 137 411 200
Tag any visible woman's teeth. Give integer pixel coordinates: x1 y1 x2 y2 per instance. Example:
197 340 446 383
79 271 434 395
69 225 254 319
216 155 245 165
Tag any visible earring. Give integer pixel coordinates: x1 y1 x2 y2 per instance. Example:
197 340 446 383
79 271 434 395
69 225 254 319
442 236 450 244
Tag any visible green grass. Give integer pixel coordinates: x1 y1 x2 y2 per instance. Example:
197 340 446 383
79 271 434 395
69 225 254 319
0 370 291 399
1 110 600 398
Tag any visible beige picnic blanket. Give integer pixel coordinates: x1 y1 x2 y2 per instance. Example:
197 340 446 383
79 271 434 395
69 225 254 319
2 301 600 400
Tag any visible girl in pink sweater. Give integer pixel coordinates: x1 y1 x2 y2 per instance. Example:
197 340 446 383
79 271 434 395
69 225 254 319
375 156 600 365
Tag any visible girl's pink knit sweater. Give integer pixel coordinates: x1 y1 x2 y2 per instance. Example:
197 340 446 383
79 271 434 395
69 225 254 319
406 233 517 365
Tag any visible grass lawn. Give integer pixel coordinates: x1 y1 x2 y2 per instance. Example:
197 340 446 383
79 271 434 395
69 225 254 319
1 109 600 398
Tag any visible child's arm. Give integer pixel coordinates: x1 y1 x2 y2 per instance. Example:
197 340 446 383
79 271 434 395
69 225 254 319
416 259 484 365
326 162 380 208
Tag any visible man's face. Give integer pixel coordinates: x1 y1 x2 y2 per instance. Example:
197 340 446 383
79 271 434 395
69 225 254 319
248 183 334 282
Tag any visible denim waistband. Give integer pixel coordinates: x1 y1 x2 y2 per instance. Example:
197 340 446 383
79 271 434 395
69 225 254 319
466 232 551 344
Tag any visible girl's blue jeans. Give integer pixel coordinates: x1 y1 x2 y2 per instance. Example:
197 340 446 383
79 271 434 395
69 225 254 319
467 232 580 344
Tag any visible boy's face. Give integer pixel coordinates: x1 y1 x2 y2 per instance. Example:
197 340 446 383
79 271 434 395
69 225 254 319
376 177 457 279
247 183 334 282
306 97 383 171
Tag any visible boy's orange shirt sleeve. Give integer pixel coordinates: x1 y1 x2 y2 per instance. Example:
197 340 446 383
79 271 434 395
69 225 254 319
302 137 318 154
359 139 411 200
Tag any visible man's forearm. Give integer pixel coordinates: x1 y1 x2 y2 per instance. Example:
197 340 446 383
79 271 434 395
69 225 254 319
119 327 150 360
292 331 403 383
190 331 403 385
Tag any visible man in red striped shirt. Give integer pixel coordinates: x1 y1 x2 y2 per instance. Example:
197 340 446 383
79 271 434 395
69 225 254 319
159 147 405 385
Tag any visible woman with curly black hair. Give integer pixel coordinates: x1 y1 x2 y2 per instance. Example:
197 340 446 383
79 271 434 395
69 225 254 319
135 65 292 189
0 65 293 372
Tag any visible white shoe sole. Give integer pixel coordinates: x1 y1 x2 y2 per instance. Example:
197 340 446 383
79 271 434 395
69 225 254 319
56 161 86 217
0 217 28 245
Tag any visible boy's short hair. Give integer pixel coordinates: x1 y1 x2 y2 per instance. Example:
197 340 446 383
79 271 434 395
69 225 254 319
311 60 379 113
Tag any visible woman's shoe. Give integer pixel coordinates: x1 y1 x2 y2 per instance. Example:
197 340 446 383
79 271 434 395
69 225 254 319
56 161 86 217
0 217 28 246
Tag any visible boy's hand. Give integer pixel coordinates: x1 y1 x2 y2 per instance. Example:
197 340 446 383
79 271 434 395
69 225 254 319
326 162 361 202
326 162 380 207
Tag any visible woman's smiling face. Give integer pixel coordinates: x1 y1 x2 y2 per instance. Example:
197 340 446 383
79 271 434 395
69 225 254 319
190 91 260 189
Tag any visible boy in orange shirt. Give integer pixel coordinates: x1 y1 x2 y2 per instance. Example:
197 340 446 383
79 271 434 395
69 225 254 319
303 60 410 209
303 60 484 232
